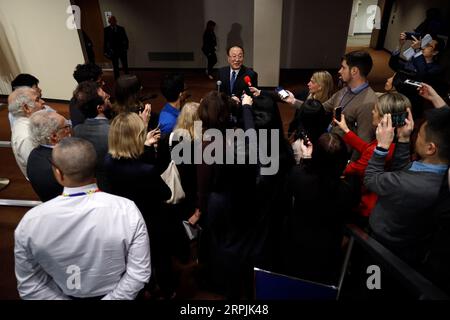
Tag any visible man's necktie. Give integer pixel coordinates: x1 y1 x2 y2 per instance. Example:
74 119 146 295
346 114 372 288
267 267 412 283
230 71 237 94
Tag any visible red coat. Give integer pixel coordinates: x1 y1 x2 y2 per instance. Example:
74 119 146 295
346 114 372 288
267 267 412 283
343 131 395 217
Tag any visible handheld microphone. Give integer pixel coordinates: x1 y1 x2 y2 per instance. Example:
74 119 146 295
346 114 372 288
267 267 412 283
243 75 253 96
244 75 252 87
216 80 222 93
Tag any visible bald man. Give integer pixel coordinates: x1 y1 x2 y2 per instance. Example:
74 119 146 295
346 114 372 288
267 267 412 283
27 111 72 201
15 137 151 300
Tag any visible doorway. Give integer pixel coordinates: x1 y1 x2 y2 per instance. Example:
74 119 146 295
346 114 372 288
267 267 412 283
71 0 109 67
346 0 379 48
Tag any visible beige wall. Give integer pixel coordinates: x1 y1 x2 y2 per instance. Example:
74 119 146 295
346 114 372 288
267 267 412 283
98 0 254 68
281 0 354 69
0 0 85 99
254 0 283 86
384 0 450 52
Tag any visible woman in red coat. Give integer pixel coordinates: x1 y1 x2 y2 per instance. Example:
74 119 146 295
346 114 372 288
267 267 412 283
333 92 411 222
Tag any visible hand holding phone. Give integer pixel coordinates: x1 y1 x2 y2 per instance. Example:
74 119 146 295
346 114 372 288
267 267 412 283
391 112 408 127
276 87 290 100
405 31 421 41
404 79 422 88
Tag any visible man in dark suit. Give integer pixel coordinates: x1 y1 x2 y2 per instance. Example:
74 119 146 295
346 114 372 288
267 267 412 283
73 81 113 192
104 16 129 79
27 111 72 202
218 46 258 97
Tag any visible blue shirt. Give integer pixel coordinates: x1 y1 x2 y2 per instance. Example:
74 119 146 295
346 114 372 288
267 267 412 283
349 82 369 94
409 161 448 175
158 103 180 134
374 149 449 175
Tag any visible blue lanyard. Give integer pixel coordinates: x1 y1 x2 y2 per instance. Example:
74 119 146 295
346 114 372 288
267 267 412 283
62 189 100 197
339 85 369 111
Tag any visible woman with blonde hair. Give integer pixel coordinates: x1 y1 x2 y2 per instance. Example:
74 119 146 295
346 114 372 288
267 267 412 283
104 112 175 299
251 70 334 105
306 70 335 103
288 71 335 140
334 92 412 223
173 102 200 140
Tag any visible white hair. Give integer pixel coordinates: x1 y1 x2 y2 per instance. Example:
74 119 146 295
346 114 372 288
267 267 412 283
29 110 60 145
8 87 36 118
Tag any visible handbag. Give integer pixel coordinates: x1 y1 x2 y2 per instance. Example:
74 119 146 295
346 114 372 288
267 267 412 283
160 132 186 204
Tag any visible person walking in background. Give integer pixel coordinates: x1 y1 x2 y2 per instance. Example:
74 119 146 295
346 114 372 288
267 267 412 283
202 20 217 80
104 16 129 79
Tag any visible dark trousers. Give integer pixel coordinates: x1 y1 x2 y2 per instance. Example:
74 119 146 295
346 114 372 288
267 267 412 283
112 52 129 79
205 52 217 76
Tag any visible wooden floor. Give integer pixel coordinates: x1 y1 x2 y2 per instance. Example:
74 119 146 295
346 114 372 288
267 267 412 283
0 48 392 300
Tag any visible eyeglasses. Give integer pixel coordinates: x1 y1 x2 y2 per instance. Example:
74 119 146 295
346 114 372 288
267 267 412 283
57 120 72 132
57 124 72 132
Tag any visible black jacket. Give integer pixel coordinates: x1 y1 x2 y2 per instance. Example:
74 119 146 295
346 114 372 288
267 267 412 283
104 25 129 57
27 146 62 202
217 65 258 97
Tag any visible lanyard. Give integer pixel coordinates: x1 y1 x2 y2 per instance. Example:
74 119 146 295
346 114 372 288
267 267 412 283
62 189 101 198
338 85 369 111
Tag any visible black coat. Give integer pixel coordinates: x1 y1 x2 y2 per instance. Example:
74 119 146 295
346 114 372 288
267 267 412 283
278 163 360 285
27 146 62 202
217 65 258 97
202 30 217 55
104 25 129 58
104 147 171 225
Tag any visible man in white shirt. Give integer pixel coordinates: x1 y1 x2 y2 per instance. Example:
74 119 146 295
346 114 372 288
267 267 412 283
15 137 151 300
9 74 56 130
8 87 45 178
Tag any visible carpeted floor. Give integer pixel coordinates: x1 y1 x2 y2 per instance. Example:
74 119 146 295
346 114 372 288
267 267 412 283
0 48 393 300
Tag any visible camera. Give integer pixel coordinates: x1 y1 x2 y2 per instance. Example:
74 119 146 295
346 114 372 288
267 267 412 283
391 112 408 127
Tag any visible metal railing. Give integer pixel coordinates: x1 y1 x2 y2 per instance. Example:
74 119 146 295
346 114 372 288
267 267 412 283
0 138 41 208
344 224 449 300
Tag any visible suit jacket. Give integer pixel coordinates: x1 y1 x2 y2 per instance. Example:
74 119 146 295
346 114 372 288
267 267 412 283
104 25 129 57
26 146 62 202
218 65 258 97
73 118 111 192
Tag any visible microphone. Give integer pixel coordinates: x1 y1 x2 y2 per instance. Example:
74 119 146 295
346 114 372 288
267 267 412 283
244 75 252 87
243 75 253 96
216 80 222 93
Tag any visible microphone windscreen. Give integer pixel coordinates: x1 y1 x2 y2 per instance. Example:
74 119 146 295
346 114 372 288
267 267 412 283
216 80 222 86
244 76 251 86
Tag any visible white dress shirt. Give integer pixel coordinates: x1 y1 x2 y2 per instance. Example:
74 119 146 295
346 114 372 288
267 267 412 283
14 184 151 300
11 117 37 178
